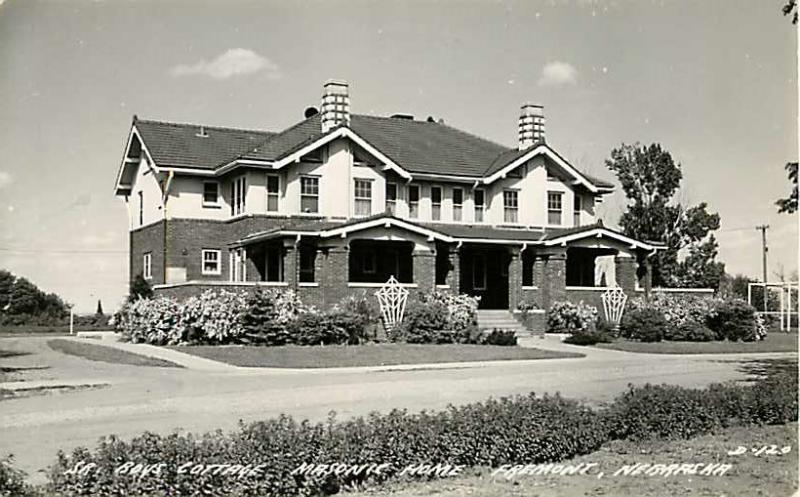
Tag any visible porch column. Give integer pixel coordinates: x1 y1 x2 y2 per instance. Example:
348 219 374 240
413 248 436 291
321 244 349 308
615 255 637 293
541 249 567 310
508 246 522 310
445 245 460 292
282 242 299 290
244 247 260 282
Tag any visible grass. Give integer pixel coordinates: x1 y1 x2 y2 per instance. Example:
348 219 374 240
348 423 798 497
48 339 181 368
596 332 798 354
167 343 583 368
0 324 110 336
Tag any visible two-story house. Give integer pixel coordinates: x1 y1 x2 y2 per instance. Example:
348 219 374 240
114 79 658 312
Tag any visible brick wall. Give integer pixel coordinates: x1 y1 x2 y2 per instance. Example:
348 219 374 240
130 221 165 285
412 251 436 292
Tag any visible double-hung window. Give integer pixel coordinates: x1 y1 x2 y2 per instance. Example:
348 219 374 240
452 188 463 222
408 184 420 218
431 186 442 221
503 190 519 224
203 182 220 207
201 249 221 275
230 175 246 216
548 191 563 225
474 189 485 222
354 179 372 217
266 175 280 212
385 182 397 215
300 176 319 213
299 247 316 283
142 252 152 280
573 195 581 226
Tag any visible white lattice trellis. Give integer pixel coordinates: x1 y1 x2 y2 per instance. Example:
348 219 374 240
601 287 628 329
375 276 409 331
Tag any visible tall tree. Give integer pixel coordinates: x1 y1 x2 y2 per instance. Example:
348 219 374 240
128 274 153 301
783 0 798 24
776 161 798 214
96 299 104 315
606 143 723 288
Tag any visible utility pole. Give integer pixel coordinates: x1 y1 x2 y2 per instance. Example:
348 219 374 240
756 225 769 312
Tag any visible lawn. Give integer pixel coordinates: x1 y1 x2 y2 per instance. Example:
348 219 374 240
167 343 583 368
348 423 798 497
596 332 798 354
48 339 181 368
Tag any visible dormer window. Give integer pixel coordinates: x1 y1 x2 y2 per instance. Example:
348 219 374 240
385 182 397 214
408 185 420 218
452 188 463 222
474 188 485 223
548 191 563 225
573 195 582 226
266 175 280 212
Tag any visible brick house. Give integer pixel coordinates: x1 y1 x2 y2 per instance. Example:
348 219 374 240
114 79 663 316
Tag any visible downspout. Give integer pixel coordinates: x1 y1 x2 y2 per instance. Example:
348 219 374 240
161 170 174 284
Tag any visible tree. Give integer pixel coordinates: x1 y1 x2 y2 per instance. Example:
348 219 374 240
783 0 798 24
606 143 724 288
128 274 153 301
0 270 14 311
776 161 798 214
96 299 104 315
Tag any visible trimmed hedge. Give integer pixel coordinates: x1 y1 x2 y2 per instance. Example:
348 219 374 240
619 307 670 342
43 368 797 497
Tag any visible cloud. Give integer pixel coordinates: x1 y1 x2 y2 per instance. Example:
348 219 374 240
171 49 281 80
0 171 12 189
538 61 578 87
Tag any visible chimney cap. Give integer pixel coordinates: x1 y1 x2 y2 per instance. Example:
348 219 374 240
324 78 349 88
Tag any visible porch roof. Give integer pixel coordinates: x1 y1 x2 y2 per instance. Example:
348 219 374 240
231 216 661 251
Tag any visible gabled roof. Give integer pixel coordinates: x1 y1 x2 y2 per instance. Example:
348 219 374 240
134 118 274 169
126 113 615 191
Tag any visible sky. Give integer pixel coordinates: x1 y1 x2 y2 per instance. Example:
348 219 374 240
0 0 797 313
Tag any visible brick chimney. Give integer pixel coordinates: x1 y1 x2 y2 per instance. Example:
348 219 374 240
320 79 350 133
518 103 545 150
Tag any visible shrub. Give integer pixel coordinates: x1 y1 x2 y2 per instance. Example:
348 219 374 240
627 293 720 330
177 290 248 344
707 299 759 341
333 292 382 341
666 321 716 342
396 299 451 343
117 296 183 345
606 370 798 441
619 307 669 342
546 301 598 333
415 291 479 333
0 455 35 497
481 329 518 346
564 327 614 346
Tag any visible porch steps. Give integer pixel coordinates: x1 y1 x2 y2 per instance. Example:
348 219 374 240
477 310 539 337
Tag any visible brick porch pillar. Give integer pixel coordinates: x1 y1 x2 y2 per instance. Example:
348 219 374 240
508 246 522 310
244 247 260 282
322 244 349 308
541 249 567 309
615 255 637 293
413 248 436 291
445 245 460 292
283 242 299 290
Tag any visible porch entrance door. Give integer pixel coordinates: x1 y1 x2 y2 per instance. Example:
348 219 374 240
459 247 510 309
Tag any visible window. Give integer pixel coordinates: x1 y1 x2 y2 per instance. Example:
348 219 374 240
230 175 246 216
264 247 283 282
203 182 220 207
474 189 485 223
573 195 581 226
230 248 246 282
266 175 279 212
362 252 376 274
408 184 420 218
354 179 372 217
503 190 519 224
452 188 463 222
300 176 319 213
142 252 152 280
431 186 442 221
385 182 397 214
138 191 143 226
299 247 316 283
548 191 563 225
201 249 221 275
